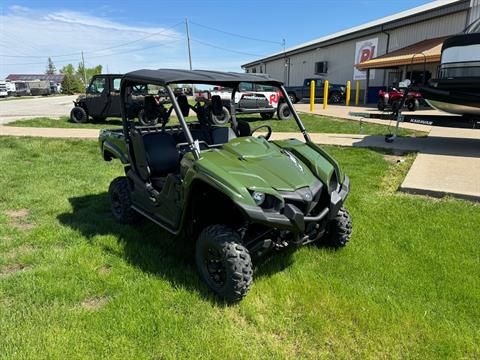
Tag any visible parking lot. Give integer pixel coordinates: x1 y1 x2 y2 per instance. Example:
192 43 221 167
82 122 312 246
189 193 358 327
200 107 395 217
0 95 76 124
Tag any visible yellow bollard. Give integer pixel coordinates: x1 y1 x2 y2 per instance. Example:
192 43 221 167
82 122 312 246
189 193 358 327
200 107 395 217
323 80 329 110
355 80 360 106
309 80 315 112
346 80 351 106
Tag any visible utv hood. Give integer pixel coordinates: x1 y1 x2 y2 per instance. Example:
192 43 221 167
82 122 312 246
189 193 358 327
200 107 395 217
197 137 318 192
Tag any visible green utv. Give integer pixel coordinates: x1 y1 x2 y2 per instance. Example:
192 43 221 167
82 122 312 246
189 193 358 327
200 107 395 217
99 69 352 302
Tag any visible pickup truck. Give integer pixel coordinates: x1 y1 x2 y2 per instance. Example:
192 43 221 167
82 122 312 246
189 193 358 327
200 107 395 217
285 78 345 104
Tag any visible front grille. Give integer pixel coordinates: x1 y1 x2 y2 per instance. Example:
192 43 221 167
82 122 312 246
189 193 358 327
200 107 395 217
279 181 324 215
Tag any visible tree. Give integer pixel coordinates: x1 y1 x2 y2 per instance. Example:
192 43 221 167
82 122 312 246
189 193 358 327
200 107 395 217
60 64 83 94
45 57 56 75
76 63 103 86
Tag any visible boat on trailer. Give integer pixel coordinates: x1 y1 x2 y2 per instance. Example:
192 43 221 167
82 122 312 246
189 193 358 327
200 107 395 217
420 18 480 119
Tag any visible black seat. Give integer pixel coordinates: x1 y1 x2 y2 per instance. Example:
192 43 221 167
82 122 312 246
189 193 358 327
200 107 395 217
211 95 224 116
143 132 180 177
176 94 190 117
236 120 251 137
143 96 161 122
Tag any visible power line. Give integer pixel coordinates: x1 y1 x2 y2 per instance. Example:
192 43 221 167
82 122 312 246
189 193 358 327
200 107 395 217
191 38 265 57
189 20 283 45
1 38 184 66
0 21 184 59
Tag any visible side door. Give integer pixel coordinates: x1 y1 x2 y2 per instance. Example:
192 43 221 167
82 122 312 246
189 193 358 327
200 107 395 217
85 76 109 117
107 77 122 117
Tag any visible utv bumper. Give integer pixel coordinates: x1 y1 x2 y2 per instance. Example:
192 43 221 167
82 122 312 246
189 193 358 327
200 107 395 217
240 176 350 233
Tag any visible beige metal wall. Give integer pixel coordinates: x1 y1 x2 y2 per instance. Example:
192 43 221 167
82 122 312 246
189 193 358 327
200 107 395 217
245 9 469 90
388 11 468 52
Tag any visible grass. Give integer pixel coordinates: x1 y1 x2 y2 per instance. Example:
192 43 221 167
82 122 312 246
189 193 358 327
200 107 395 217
5 113 425 137
0 136 478 359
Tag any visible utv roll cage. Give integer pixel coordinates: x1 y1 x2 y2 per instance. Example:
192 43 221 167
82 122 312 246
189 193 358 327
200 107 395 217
120 69 312 160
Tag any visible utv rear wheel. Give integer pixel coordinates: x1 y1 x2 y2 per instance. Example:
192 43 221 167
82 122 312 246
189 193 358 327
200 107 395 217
260 112 274 120
70 106 88 123
196 225 253 302
277 102 292 120
108 177 140 224
323 207 352 248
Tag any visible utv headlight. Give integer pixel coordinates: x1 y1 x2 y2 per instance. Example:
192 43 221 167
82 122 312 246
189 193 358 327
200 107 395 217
251 191 266 206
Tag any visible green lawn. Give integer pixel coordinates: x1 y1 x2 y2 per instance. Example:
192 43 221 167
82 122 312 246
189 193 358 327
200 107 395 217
0 136 478 359
6 113 425 137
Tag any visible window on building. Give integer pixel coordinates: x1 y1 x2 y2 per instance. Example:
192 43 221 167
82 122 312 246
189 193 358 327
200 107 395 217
252 68 257 73
314 61 328 74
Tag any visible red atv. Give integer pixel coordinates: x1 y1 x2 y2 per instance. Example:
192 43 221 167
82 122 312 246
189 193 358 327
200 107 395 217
377 87 422 112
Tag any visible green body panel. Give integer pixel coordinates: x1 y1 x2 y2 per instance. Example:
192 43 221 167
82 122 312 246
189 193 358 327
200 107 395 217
99 129 128 163
100 130 342 217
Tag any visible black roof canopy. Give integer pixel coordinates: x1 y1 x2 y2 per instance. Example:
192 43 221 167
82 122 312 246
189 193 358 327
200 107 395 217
122 69 282 87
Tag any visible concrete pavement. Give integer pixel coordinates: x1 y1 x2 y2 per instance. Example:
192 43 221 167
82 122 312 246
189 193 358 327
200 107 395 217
0 95 76 124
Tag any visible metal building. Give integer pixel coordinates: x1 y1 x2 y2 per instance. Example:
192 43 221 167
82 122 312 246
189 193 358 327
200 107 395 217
242 0 479 102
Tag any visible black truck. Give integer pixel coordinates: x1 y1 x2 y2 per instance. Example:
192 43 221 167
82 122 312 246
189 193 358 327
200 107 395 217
285 78 346 104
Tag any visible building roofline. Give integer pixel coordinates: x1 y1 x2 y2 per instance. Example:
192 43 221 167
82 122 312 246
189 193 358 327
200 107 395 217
242 0 470 67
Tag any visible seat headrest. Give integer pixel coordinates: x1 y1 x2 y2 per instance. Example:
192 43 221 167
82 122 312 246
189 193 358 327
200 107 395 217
236 120 251 137
176 94 190 117
211 95 223 116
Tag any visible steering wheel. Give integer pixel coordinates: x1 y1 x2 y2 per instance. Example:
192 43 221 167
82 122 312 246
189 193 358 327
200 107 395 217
251 124 272 140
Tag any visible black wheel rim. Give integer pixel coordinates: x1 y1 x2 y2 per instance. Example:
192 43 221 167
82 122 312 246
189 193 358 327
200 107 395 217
73 109 83 122
289 95 295 102
282 108 290 117
332 94 340 103
204 247 226 287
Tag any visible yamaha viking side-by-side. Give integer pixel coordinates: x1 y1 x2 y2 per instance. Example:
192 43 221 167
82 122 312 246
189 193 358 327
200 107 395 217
99 69 352 302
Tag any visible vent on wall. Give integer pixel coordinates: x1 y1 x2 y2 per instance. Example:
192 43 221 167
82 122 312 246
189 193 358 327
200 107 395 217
315 61 328 74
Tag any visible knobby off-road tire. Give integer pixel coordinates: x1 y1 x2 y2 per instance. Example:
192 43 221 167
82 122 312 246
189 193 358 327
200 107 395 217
108 177 140 224
323 207 352 248
196 225 253 302
70 106 88 123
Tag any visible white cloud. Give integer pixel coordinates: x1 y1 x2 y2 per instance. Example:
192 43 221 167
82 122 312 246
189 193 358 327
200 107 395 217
0 5 252 78
0 7 189 77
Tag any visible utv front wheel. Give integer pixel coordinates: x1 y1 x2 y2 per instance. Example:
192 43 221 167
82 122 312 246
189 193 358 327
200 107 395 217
108 177 140 224
196 225 253 302
70 106 88 123
322 207 352 248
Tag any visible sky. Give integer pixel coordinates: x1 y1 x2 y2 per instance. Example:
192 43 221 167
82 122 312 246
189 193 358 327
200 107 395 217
0 0 436 78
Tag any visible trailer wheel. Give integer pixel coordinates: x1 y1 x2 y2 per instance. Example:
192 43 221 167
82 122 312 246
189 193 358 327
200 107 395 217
70 106 88 123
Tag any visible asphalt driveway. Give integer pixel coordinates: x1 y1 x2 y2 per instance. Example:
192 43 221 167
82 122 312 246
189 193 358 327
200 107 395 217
0 95 76 124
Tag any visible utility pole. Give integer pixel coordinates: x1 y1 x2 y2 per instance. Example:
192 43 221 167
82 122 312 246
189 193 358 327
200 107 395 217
185 18 193 70
81 51 87 86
